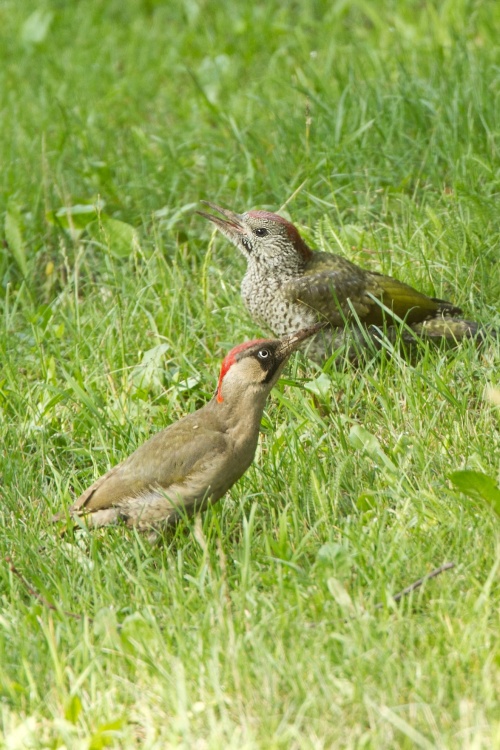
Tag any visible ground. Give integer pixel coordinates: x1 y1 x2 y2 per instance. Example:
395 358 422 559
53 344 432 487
0 1 499 747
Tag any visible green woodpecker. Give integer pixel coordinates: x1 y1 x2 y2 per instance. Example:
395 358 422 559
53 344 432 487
53 326 320 533
199 202 492 361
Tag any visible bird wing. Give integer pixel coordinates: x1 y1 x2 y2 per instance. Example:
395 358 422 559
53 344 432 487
282 269 374 325
367 274 462 323
70 421 230 515
283 267 457 326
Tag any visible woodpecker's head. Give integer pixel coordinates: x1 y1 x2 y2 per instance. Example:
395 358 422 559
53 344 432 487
215 324 322 404
198 201 313 272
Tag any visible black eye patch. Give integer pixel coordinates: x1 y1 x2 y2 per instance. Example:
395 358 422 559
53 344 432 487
256 349 277 383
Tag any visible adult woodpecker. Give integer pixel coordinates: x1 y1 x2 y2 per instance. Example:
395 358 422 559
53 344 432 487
53 326 320 534
198 202 491 362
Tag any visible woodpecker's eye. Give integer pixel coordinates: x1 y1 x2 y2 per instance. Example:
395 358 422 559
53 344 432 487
257 348 271 360
254 227 269 237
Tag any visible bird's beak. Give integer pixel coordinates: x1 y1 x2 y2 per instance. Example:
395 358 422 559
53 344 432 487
197 201 245 239
275 322 325 359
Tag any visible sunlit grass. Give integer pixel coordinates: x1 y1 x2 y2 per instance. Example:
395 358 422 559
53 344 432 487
1 1 499 747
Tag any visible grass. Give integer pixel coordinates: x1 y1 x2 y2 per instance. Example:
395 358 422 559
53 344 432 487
1 0 500 746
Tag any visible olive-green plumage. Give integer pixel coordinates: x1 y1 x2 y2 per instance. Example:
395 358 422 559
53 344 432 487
284 250 461 327
199 202 492 361
53 326 320 535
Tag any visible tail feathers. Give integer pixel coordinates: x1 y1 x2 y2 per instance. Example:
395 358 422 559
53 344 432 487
430 297 463 317
320 316 496 364
51 507 121 531
51 507 165 544
407 317 496 343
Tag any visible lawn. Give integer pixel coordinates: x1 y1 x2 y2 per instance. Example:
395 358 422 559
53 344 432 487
1 0 499 747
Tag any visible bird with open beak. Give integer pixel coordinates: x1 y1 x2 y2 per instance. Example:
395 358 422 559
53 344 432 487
198 201 491 362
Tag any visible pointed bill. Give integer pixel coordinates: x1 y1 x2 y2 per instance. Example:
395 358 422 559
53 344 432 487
275 322 326 358
197 201 246 240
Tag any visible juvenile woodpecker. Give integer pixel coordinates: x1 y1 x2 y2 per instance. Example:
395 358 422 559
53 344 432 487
198 202 490 361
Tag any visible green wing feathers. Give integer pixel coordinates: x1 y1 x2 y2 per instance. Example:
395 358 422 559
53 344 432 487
284 250 463 326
